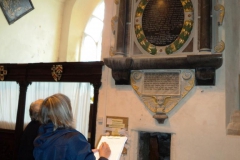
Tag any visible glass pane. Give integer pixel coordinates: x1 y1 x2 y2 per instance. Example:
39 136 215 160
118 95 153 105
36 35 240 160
92 1 105 21
80 1 104 62
81 36 97 61
96 38 102 61
0 82 19 130
84 17 103 42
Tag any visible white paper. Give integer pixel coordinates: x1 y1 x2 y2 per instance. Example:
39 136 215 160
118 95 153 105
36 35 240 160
94 136 127 160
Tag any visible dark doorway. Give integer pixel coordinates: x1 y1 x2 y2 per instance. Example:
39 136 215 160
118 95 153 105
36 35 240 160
138 132 171 160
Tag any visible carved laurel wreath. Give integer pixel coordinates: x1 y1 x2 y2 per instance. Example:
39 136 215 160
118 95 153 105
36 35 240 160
134 0 194 55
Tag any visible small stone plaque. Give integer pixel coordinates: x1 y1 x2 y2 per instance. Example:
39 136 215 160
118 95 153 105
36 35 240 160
143 72 180 95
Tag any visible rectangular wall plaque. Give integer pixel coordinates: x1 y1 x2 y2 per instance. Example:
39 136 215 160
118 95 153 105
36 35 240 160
142 71 180 96
105 116 129 154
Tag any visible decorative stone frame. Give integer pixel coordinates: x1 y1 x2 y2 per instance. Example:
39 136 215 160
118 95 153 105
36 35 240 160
104 0 223 86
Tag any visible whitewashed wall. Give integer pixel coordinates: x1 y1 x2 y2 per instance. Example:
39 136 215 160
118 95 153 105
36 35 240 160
0 0 64 63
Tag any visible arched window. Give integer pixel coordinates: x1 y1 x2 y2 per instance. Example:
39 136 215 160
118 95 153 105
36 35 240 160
80 1 104 62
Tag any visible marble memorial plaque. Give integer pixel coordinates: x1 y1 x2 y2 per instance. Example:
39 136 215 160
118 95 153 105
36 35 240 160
142 0 184 46
143 72 180 95
131 69 195 113
134 0 194 55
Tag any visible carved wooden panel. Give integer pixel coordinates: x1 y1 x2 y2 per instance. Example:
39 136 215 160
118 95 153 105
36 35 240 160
0 62 104 160
0 129 15 160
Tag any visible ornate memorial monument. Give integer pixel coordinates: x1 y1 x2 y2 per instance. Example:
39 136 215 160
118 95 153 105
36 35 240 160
131 69 195 123
104 0 224 123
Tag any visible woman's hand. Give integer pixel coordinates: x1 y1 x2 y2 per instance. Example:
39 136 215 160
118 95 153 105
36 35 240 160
98 142 111 158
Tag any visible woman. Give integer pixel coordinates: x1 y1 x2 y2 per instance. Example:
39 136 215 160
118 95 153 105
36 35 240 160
33 93 110 160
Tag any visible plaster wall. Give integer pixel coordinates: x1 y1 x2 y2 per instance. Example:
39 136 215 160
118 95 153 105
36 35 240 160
0 0 65 63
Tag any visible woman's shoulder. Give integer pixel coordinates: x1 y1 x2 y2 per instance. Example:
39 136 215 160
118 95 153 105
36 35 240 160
61 129 90 150
63 128 87 141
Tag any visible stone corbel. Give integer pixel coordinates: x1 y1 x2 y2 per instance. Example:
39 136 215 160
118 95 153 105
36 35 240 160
105 57 132 84
153 113 168 124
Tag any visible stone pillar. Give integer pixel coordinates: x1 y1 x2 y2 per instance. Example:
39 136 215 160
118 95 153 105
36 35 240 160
115 0 127 55
200 0 211 51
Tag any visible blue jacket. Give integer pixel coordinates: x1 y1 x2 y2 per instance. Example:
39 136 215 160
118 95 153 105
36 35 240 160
33 122 95 160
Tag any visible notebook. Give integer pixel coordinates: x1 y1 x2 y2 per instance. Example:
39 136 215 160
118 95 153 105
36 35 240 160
94 136 128 160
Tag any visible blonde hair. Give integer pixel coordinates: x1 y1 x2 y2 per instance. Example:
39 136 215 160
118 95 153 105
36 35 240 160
30 99 44 121
40 93 73 130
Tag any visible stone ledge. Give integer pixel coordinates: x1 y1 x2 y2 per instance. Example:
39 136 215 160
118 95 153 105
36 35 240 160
104 54 223 85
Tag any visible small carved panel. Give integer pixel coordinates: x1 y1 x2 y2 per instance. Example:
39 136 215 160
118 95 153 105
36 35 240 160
131 69 194 113
0 66 7 81
51 65 63 82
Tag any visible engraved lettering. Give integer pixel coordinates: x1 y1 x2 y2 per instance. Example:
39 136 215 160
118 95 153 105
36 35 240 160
143 72 180 95
142 0 184 46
